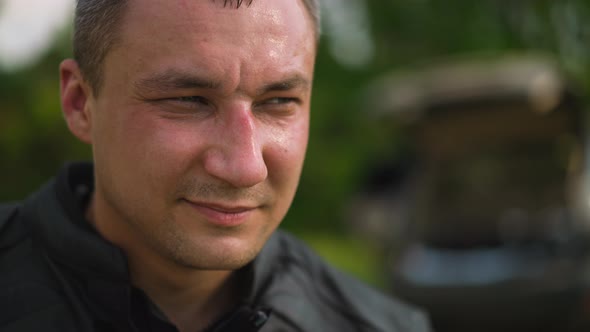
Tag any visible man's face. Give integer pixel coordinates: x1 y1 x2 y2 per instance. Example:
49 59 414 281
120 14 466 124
85 0 315 270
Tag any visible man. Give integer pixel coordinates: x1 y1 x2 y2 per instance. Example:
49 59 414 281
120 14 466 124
0 0 431 331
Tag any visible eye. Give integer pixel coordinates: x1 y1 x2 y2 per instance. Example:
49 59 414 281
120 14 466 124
253 96 302 119
174 95 210 106
150 95 215 118
163 95 212 111
263 97 300 105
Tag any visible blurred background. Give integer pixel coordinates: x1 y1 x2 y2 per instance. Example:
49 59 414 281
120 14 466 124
2 0 590 330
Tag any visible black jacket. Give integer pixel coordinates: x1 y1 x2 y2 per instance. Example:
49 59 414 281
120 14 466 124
0 163 431 331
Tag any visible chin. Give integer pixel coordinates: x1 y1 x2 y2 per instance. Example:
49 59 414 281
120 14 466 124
162 236 263 271
175 251 257 271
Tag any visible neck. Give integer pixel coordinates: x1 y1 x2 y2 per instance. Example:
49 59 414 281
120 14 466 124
86 194 240 332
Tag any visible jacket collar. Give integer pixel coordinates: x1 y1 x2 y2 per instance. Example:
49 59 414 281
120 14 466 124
23 162 129 281
20 163 132 327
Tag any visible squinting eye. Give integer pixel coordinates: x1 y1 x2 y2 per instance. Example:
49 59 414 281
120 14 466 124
153 95 214 118
265 97 299 105
175 96 209 105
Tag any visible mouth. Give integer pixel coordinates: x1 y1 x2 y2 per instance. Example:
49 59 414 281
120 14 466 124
181 199 259 227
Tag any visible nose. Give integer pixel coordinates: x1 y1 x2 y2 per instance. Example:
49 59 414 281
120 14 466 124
203 106 268 188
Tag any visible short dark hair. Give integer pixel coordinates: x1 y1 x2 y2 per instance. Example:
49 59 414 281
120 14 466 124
73 0 321 96
73 0 128 96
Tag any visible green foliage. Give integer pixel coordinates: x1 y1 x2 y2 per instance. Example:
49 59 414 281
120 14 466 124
295 231 387 288
287 0 590 234
0 29 89 201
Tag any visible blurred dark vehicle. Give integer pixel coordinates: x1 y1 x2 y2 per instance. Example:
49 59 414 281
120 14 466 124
353 54 590 332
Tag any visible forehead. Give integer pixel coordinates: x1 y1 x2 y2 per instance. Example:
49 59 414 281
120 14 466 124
104 0 316 84
117 0 314 47
98 0 317 97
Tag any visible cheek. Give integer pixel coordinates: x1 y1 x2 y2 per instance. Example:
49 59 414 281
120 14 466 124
95 108 202 193
131 119 209 187
266 116 309 191
264 127 308 224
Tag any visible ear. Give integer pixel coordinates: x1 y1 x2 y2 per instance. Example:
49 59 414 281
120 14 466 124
60 59 93 144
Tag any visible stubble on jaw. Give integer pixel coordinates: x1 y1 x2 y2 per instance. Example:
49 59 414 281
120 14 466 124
147 212 268 271
135 179 276 271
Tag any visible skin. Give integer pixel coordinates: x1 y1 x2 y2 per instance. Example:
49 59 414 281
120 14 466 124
59 0 316 330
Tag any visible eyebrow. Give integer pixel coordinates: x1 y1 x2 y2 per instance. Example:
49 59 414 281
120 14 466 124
134 69 310 95
134 70 221 94
257 76 311 95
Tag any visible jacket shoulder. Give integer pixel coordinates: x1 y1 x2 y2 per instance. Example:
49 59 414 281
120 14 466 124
259 231 432 332
0 202 19 230
0 203 89 331
0 202 23 250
